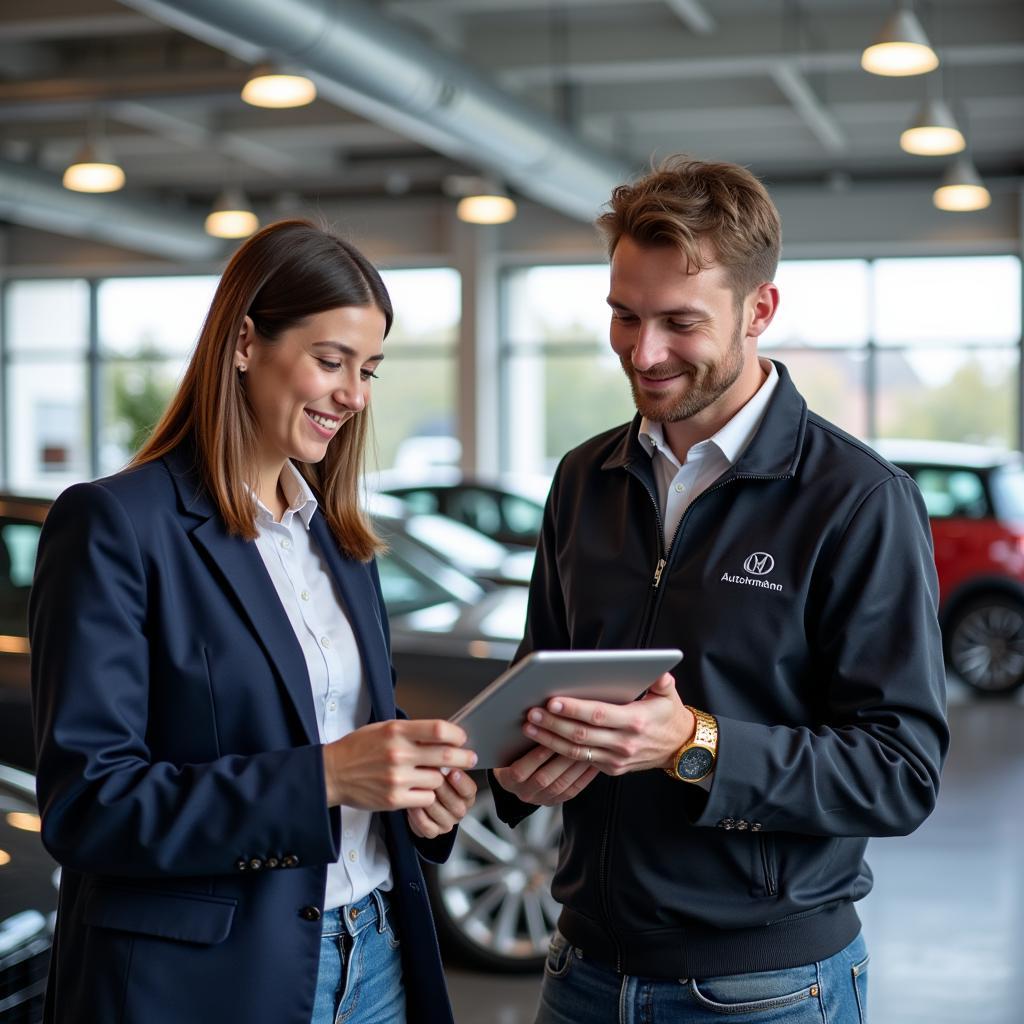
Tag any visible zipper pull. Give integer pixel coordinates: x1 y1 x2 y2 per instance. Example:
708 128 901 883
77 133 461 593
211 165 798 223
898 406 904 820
652 558 667 589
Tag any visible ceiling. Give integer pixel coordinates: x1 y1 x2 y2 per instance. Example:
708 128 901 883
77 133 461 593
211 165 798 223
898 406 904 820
0 0 1021 259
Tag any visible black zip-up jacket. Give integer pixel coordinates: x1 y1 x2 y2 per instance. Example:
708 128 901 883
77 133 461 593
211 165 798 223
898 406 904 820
492 361 949 978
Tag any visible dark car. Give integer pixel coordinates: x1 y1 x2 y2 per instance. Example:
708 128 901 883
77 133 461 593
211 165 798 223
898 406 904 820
372 469 549 551
0 763 56 1023
0 492 555 979
878 440 1024 695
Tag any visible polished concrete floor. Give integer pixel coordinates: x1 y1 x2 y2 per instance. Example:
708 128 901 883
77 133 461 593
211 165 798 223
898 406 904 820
444 678 1024 1024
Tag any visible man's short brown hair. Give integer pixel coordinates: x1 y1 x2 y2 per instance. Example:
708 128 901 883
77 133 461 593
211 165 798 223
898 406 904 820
596 156 782 300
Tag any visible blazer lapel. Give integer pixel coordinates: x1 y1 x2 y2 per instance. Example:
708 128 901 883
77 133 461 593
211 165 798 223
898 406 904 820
309 514 396 722
191 515 320 745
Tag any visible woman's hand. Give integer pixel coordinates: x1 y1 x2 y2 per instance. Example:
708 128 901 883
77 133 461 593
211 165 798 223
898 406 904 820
407 769 478 839
492 745 599 806
323 719 477 811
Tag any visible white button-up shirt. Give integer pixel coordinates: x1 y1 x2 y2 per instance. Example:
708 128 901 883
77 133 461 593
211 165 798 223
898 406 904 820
251 461 392 909
639 359 780 549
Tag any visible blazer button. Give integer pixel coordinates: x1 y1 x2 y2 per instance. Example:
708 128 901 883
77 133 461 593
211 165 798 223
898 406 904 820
235 859 248 872
266 857 280 869
282 854 300 868
249 857 264 871
299 906 322 922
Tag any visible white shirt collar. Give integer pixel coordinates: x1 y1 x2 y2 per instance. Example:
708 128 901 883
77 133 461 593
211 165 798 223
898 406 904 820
638 358 779 468
251 460 319 530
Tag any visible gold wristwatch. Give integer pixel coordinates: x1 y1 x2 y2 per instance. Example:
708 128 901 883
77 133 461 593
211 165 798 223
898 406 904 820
664 707 718 783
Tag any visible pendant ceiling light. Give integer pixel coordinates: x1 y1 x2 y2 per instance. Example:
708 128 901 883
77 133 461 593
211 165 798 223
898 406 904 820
900 97 966 156
933 157 991 211
241 65 317 108
62 138 125 193
205 188 259 238
861 9 939 77
446 176 517 225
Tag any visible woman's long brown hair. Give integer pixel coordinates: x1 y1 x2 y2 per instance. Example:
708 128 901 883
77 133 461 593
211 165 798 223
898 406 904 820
132 219 392 561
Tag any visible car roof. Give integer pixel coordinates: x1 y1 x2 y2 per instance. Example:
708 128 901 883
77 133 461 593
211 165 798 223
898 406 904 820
873 439 1020 471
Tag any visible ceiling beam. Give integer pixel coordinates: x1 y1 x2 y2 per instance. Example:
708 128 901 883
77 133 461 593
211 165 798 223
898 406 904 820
0 156 218 260
771 64 847 155
664 0 715 36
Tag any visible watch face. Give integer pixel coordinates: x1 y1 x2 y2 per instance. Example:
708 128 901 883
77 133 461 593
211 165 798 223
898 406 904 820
677 746 713 780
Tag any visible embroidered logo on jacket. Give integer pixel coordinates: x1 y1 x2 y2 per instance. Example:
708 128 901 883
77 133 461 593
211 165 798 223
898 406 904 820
722 552 783 592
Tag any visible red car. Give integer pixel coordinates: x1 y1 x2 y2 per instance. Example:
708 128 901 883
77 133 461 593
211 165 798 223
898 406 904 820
879 440 1024 695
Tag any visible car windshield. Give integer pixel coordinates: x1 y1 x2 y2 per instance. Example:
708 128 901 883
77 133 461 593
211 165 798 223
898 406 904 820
403 514 509 574
989 462 1024 521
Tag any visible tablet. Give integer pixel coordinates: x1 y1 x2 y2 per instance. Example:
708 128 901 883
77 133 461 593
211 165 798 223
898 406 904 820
450 648 683 769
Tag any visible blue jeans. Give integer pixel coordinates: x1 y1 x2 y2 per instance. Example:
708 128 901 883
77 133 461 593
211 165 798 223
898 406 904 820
311 889 406 1024
535 930 869 1024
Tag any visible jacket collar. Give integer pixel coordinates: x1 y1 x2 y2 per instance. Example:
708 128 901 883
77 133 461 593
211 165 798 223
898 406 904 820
160 440 396 736
601 358 806 480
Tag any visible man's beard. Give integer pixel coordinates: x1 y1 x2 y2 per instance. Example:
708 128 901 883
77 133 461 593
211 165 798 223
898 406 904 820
620 319 745 423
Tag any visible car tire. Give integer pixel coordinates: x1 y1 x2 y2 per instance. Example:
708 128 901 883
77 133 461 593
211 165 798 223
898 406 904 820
423 782 562 973
946 594 1024 695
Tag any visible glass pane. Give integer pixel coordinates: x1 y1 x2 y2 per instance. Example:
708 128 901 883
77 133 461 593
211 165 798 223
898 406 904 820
876 348 1017 446
99 359 186 474
6 360 89 494
506 265 610 346
7 280 89 352
98 276 218 357
910 469 987 519
1 523 41 586
990 465 1024 521
380 268 460 345
771 352 868 438
369 354 456 471
505 348 635 475
873 256 1021 346
761 260 870 348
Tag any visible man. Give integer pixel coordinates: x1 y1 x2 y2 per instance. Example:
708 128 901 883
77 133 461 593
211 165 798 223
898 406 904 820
491 157 948 1022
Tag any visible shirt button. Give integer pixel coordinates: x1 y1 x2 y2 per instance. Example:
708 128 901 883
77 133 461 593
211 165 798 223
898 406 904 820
327 700 337 712
348 850 358 862
301 590 310 601
321 636 331 648
675 483 685 493
344 829 353 839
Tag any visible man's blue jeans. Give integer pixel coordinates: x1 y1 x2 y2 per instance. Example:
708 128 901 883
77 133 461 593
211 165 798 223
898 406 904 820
535 930 869 1024
311 889 406 1024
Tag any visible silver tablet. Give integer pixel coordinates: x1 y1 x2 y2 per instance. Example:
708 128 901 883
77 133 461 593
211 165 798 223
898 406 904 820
450 648 683 769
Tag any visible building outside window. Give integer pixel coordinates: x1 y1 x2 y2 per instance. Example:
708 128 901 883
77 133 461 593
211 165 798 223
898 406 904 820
500 256 1023 477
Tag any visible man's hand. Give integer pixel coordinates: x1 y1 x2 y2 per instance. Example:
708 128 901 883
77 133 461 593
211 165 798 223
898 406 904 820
521 672 694 776
323 719 477 810
492 745 600 806
407 769 478 839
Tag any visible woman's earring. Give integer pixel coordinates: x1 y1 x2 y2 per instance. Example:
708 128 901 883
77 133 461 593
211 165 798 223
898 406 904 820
236 363 247 375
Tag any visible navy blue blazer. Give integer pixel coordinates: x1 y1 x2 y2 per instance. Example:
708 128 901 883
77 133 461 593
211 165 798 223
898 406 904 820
29 445 456 1024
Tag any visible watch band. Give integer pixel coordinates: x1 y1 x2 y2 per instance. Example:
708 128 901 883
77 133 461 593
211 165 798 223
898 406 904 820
663 706 719 783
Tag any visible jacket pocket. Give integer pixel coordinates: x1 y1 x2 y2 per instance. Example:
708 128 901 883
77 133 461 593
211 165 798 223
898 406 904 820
756 833 777 897
84 884 237 946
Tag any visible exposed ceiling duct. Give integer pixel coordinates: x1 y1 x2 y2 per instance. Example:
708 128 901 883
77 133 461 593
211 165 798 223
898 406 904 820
116 0 631 222
0 157 219 261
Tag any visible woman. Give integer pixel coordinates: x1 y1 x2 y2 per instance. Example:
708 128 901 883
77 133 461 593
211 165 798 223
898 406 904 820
29 220 477 1024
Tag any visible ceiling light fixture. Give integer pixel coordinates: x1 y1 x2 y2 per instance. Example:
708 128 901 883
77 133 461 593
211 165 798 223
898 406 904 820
933 157 991 211
445 176 517 225
205 188 259 238
62 138 125 193
861 9 939 77
900 97 966 155
241 65 317 108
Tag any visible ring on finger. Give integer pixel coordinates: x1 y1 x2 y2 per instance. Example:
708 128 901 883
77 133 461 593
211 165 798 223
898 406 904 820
585 747 593 763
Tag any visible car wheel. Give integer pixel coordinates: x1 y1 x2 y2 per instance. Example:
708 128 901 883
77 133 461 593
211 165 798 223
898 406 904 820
946 595 1024 695
423 784 562 972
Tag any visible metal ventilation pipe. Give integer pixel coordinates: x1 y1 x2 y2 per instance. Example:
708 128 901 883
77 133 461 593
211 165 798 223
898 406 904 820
0 157 219 261
118 0 630 222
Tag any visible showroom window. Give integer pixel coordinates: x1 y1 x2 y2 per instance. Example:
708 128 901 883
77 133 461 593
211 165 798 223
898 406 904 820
0 267 460 492
500 256 1023 476
372 268 460 472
